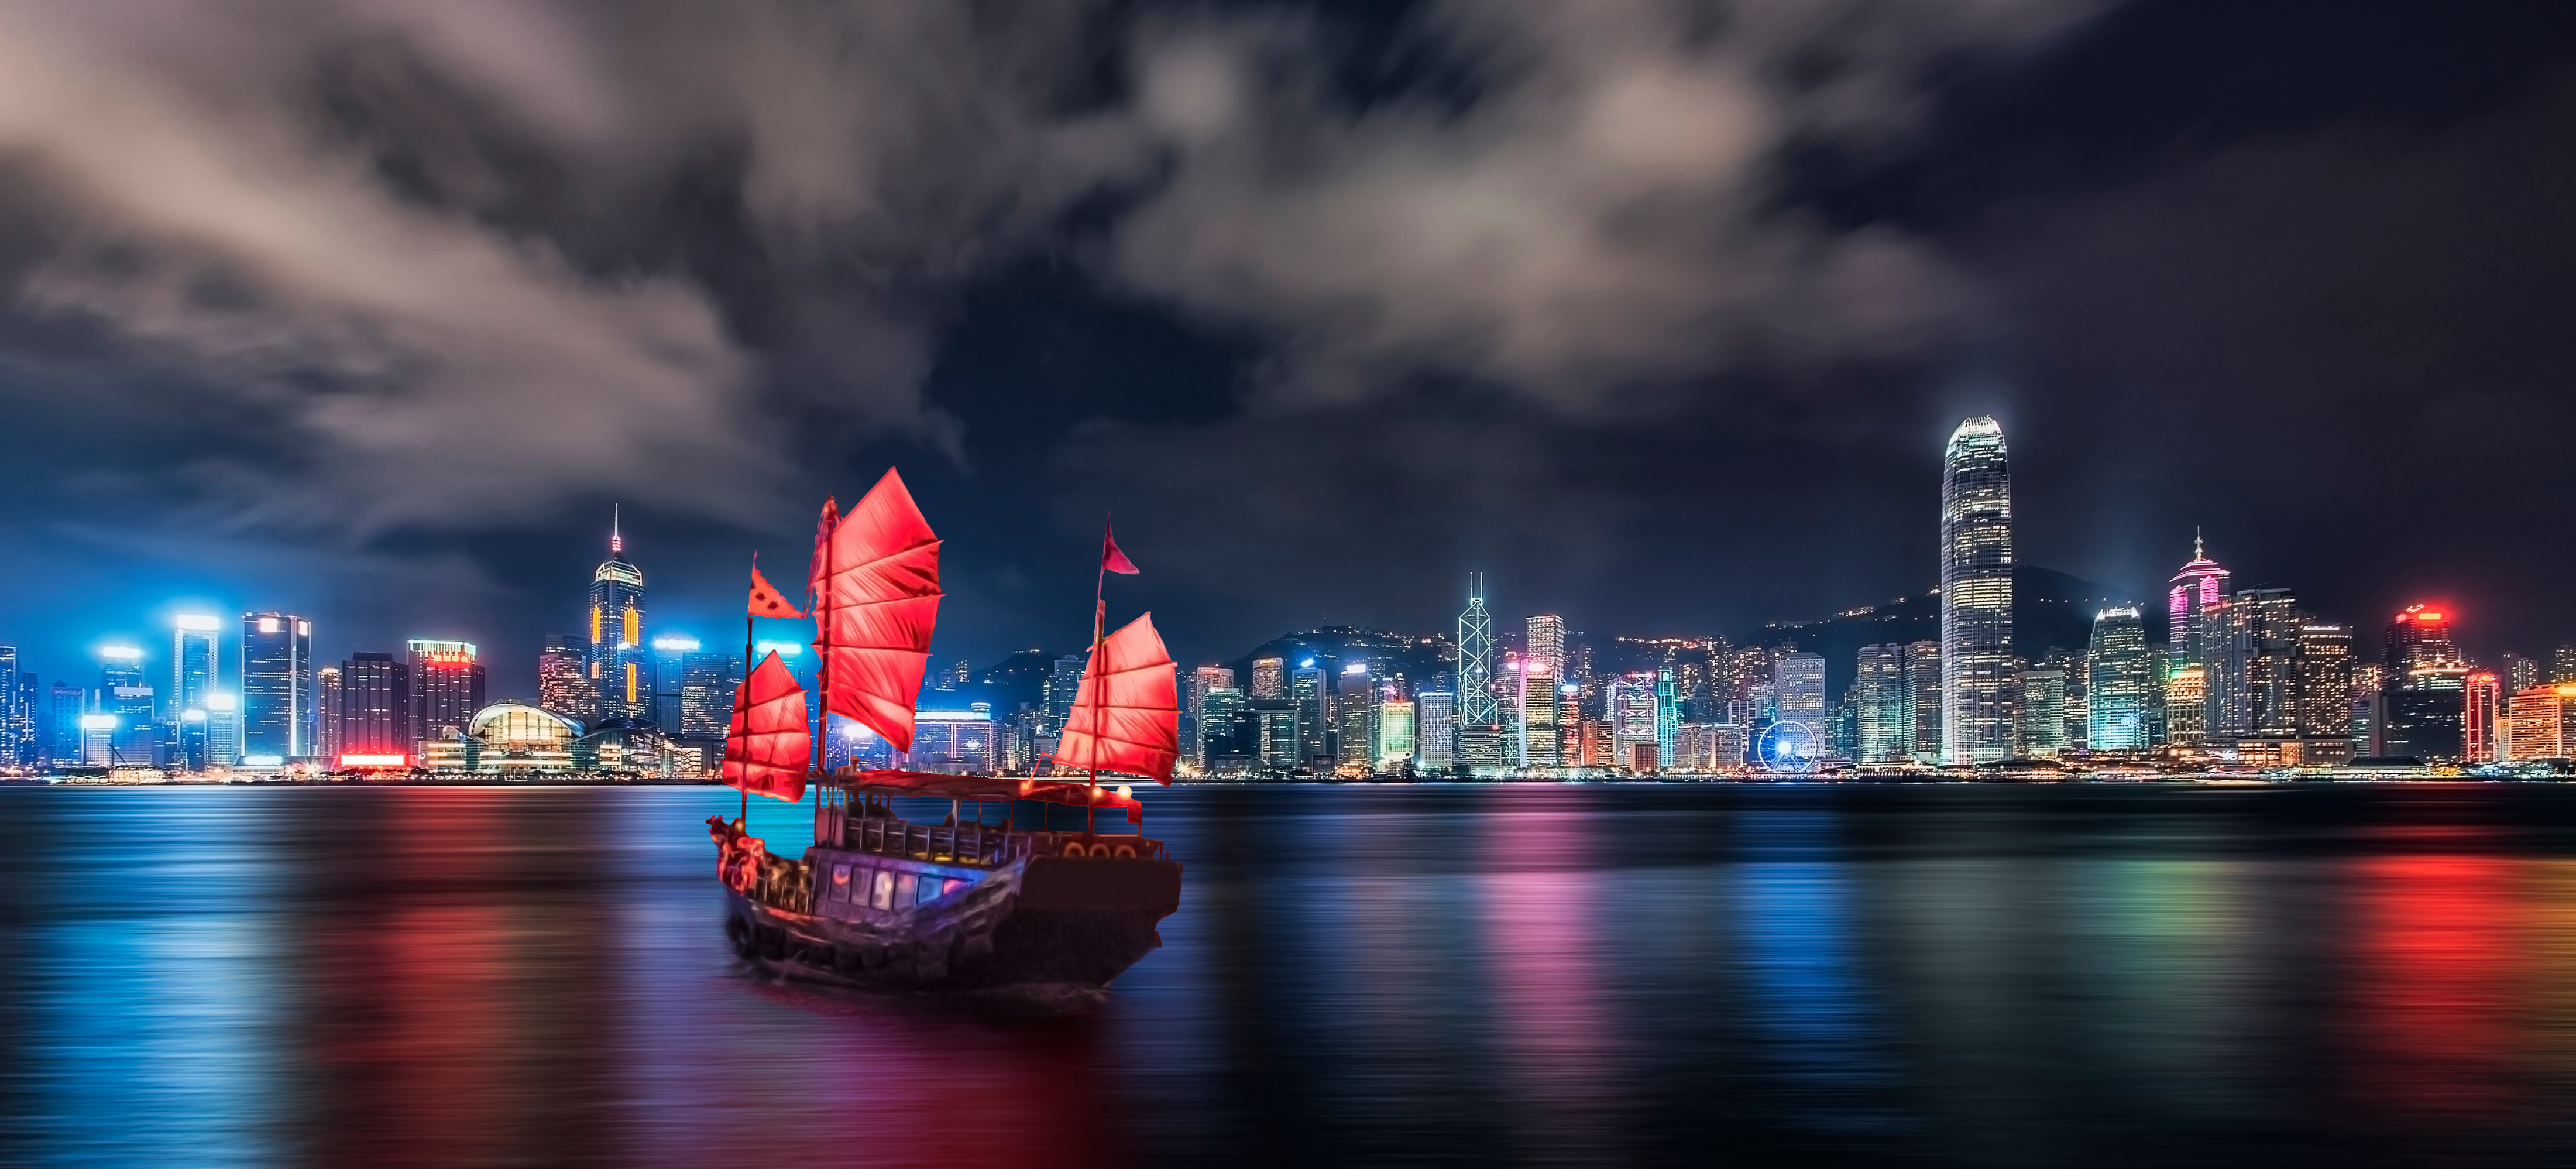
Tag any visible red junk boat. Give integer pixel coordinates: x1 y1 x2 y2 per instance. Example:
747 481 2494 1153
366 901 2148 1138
707 470 1183 992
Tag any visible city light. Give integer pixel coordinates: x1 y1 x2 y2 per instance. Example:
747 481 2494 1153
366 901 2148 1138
77 714 116 731
174 614 220 631
239 754 284 768
205 693 236 711
257 616 280 633
98 646 142 660
338 753 407 768
181 709 207 723
755 640 804 657
651 636 701 652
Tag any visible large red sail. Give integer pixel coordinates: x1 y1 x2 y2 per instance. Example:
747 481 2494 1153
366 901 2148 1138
812 469 942 753
720 651 810 803
1056 613 1180 784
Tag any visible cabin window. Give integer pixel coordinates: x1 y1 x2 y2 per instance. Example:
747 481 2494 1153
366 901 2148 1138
918 876 943 905
894 873 918 906
872 870 895 910
940 878 966 899
830 865 852 903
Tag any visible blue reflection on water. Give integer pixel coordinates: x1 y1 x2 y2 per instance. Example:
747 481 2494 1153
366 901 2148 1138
1731 808 1904 1139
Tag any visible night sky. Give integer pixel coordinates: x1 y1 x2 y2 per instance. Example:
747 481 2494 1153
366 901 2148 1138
2 0 2572 695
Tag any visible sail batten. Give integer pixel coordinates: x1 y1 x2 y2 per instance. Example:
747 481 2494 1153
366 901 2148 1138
1056 613 1181 785
812 469 943 753
722 651 810 803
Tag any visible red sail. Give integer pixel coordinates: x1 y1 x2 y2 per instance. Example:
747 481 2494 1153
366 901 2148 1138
720 652 810 803
1056 613 1180 785
812 469 942 753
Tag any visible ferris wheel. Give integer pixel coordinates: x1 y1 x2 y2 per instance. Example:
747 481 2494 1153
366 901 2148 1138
1755 720 1820 776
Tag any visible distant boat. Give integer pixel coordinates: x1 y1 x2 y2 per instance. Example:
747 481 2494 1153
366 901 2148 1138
707 469 1183 992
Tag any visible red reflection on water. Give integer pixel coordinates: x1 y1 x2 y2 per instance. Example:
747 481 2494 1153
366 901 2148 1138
1478 796 1619 1153
2346 844 2526 1122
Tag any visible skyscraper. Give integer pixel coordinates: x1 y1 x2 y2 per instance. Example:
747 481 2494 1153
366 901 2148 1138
587 509 649 724
1417 690 1457 773
1518 661 1559 769
338 652 410 759
1775 653 1828 736
1526 615 1567 683
2295 623 2354 745
1610 672 1659 767
408 640 486 749
1189 665 1235 769
2465 669 2502 764
2227 587 2304 739
1377 698 1417 770
2167 534 2233 740
2015 670 2067 758
170 613 220 725
650 636 699 730
315 666 342 761
1940 417 2014 765
537 633 593 723
2382 605 2467 761
1901 640 1941 762
239 611 314 762
678 652 741 741
1854 644 1908 763
1289 661 1328 767
2087 607 2152 753
1249 657 1286 701
1457 574 1497 728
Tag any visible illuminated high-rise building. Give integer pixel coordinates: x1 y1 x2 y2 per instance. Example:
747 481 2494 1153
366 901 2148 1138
1377 699 1417 770
1458 575 1497 727
1610 672 1660 768
1335 663 1379 772
2295 623 2354 743
2556 645 2576 685
1416 690 1457 773
1276 660 1322 766
2379 604 2467 761
648 636 700 730
338 652 410 759
239 611 314 762
407 640 486 748
46 682 83 764
2464 669 2502 764
1526 615 1567 683
2503 653 2544 695
2225 587 2304 739
538 634 595 723
314 666 342 761
2165 664 2209 748
2015 670 2067 758
1940 417 2014 764
1249 657 1286 701
1853 645 1908 763
1518 661 1560 769
2166 533 2232 738
170 613 221 724
2087 607 2152 753
587 508 649 724
1775 652 1828 735
2508 684 2576 761
1901 640 1941 762
1188 666 1236 769
678 652 741 741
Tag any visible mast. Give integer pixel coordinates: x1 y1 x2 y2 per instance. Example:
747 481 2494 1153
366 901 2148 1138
742 595 754 825
1086 542 1108 836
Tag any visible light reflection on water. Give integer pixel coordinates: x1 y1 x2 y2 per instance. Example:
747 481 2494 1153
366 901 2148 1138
6 783 2576 1166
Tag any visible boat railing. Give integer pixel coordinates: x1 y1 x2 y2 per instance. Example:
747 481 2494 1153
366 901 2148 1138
828 811 1166 865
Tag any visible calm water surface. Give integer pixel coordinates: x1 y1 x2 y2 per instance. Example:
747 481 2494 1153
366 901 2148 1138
4 782 2576 1167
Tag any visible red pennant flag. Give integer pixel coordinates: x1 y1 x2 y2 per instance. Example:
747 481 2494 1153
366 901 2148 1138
747 556 805 619
1102 519 1141 575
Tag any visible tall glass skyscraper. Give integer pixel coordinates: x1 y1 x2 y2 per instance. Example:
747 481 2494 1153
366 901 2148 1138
588 509 649 724
239 612 314 762
2166 534 2232 745
1855 644 1908 763
1940 417 2015 765
2087 606 2152 752
1457 575 1497 727
1901 640 1941 762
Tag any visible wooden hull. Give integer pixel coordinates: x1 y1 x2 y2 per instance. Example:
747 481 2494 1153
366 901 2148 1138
723 855 1182 992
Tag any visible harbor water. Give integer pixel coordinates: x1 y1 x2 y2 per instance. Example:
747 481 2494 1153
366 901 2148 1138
4 781 2575 1167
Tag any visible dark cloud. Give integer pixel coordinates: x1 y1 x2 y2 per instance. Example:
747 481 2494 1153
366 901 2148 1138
0 0 2572 690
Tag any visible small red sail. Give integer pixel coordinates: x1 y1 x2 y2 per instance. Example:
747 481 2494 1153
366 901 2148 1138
1056 613 1180 785
812 469 943 753
720 651 810 803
